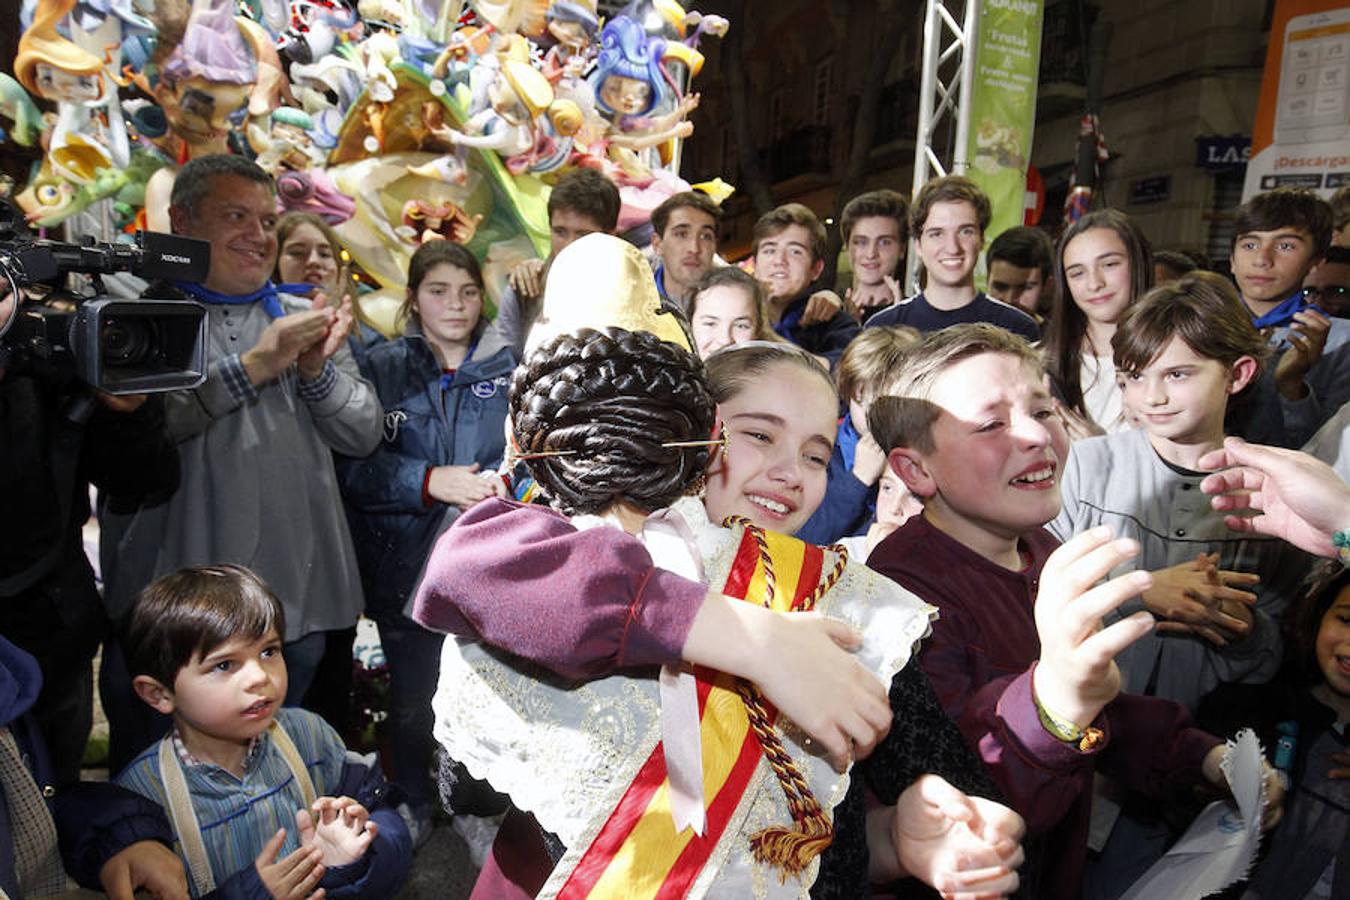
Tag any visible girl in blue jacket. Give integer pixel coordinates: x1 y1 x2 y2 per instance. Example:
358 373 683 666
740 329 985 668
337 241 515 840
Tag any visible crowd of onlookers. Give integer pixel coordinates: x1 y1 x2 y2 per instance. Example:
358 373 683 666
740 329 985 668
2 150 1349 899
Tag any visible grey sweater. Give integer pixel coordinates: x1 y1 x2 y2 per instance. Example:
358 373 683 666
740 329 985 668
1048 427 1312 712
99 295 382 639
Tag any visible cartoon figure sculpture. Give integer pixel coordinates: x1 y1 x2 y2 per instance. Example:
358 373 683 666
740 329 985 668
432 57 577 175
254 106 327 173
15 0 119 184
289 54 367 148
587 14 698 183
538 1 598 84
470 0 548 37
398 198 481 245
142 0 258 230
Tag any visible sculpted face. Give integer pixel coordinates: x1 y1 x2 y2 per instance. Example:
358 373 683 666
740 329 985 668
33 63 101 104
161 77 253 149
600 74 650 116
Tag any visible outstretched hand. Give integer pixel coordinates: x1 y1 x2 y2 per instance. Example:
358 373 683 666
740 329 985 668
1199 437 1350 558
1033 527 1155 729
869 774 1025 898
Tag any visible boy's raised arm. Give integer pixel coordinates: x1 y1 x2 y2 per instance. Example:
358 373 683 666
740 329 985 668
1031 528 1155 730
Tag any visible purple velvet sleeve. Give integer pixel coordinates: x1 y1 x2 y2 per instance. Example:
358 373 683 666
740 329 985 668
411 498 706 679
1097 691 1222 797
948 664 1221 837
964 668 1099 835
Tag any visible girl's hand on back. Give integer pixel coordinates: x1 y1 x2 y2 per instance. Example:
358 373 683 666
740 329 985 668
681 592 892 771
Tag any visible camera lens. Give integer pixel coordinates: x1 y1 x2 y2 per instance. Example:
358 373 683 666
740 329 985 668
100 317 155 366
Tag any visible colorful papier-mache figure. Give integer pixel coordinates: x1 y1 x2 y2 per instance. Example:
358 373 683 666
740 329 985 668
1 0 728 327
15 0 115 184
539 1 599 84
141 0 258 229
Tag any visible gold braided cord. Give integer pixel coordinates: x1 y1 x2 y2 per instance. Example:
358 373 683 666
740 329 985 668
719 516 851 879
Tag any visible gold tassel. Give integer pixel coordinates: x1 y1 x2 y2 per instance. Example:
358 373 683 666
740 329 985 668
748 819 834 881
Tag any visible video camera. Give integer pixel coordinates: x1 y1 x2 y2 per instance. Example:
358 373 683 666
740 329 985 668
0 200 211 395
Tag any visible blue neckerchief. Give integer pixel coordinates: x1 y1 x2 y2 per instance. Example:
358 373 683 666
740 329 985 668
836 415 861 471
773 299 806 339
174 280 310 319
1251 290 1310 329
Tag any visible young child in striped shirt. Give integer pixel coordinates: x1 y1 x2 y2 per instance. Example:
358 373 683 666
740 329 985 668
115 564 411 899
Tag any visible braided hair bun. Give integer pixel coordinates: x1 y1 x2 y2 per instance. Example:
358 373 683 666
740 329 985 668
511 327 716 516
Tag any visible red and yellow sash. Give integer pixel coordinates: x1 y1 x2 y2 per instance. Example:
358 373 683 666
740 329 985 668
554 528 826 900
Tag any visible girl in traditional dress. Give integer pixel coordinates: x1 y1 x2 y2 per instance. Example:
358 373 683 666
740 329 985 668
414 235 1024 899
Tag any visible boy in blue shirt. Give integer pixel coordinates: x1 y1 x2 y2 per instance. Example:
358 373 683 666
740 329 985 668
116 565 411 899
797 325 920 544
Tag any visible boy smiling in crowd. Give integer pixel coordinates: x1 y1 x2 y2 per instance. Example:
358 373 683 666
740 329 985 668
751 203 859 365
864 324 1281 898
838 189 908 319
1048 273 1312 896
866 176 1038 341
1231 188 1347 444
1051 272 1311 713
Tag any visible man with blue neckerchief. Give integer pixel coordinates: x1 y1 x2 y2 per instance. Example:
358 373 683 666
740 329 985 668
98 155 381 770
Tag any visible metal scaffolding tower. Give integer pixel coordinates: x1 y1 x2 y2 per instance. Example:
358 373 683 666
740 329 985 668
909 0 980 285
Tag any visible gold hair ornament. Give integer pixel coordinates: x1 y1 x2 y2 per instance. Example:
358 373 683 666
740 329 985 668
509 429 727 463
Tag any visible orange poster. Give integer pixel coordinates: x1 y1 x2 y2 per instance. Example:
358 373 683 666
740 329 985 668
1243 0 1350 200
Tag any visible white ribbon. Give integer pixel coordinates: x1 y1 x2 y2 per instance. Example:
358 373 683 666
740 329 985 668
643 509 708 836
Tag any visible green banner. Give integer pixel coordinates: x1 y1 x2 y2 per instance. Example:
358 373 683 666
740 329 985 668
966 0 1044 245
